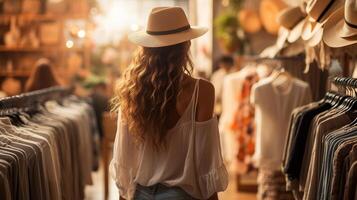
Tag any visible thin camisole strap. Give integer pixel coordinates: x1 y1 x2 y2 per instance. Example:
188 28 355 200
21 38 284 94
191 79 200 121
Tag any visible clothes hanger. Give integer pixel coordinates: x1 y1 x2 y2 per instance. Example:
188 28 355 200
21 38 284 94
327 77 348 109
340 78 357 113
327 78 343 107
339 79 352 111
271 66 293 81
3 109 24 127
345 79 357 125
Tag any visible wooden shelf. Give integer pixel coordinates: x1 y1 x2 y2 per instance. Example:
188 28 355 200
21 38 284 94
0 13 88 21
0 46 57 52
0 71 30 77
0 46 84 53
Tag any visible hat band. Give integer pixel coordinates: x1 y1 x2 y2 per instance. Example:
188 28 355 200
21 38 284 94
317 0 335 22
290 15 305 29
345 18 357 29
146 25 191 35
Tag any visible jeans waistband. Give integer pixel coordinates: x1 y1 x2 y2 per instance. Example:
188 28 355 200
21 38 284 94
136 183 169 194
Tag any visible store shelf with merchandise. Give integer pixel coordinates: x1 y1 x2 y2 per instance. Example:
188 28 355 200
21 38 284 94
0 46 85 53
0 13 88 22
0 71 30 77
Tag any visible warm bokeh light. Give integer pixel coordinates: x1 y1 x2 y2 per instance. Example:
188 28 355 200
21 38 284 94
92 0 187 45
78 30 86 38
66 40 74 48
130 24 140 32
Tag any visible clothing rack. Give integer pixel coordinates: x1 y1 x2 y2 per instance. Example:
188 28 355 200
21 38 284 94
333 77 357 88
333 77 357 96
0 86 73 114
241 54 305 71
0 85 96 200
242 54 304 62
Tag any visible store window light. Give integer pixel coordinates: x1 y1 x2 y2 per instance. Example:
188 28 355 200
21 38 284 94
92 0 186 44
130 24 140 32
78 30 86 38
66 40 74 48
222 0 229 7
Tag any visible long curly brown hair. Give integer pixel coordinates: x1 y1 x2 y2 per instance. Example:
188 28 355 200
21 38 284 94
113 41 193 149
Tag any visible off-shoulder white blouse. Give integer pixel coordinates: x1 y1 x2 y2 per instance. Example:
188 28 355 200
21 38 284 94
110 80 228 200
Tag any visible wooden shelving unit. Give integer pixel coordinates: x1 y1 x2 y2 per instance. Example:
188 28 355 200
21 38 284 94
0 14 88 22
0 46 58 52
0 46 85 53
0 71 31 77
0 0 92 93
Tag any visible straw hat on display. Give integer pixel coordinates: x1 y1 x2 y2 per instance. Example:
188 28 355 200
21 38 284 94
323 0 357 47
259 7 305 59
128 7 207 47
305 25 324 47
277 6 307 43
260 0 288 35
301 0 344 42
259 26 292 58
260 44 281 58
238 9 262 33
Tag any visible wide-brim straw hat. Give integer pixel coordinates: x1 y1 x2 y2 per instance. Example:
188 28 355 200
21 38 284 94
129 7 208 47
306 26 324 47
277 6 306 44
260 0 287 35
287 18 307 43
260 44 281 58
260 27 289 58
323 0 357 48
301 0 344 41
238 9 262 33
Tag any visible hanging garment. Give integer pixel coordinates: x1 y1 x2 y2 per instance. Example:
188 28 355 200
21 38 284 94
251 76 312 170
230 72 259 174
251 75 311 200
282 85 357 200
219 66 259 172
257 169 295 200
0 95 97 200
211 68 229 116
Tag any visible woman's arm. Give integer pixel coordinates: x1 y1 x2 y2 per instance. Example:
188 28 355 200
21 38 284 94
208 193 219 200
120 196 126 200
197 81 221 200
197 80 215 121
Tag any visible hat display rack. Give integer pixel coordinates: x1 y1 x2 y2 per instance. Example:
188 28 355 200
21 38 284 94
264 0 357 76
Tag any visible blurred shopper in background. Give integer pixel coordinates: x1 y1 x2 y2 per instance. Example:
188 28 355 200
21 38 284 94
25 58 60 92
211 55 234 116
90 81 109 140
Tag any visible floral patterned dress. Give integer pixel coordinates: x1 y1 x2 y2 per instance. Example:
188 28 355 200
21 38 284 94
230 73 259 174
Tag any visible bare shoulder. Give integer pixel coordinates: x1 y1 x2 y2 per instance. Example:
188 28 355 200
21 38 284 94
198 79 215 97
196 79 215 122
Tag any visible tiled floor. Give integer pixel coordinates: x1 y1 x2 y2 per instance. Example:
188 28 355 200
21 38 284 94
85 164 257 200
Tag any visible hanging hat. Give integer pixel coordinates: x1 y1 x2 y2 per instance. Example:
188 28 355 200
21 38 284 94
260 27 289 58
128 7 207 47
260 44 281 58
277 6 307 43
260 0 288 35
287 18 307 43
301 0 344 41
306 25 323 47
238 9 262 33
323 0 357 48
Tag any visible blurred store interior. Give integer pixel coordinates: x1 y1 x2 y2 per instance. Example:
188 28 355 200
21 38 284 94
1 0 357 200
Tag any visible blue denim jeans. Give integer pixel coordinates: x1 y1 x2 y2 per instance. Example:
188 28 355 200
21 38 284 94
134 184 196 200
